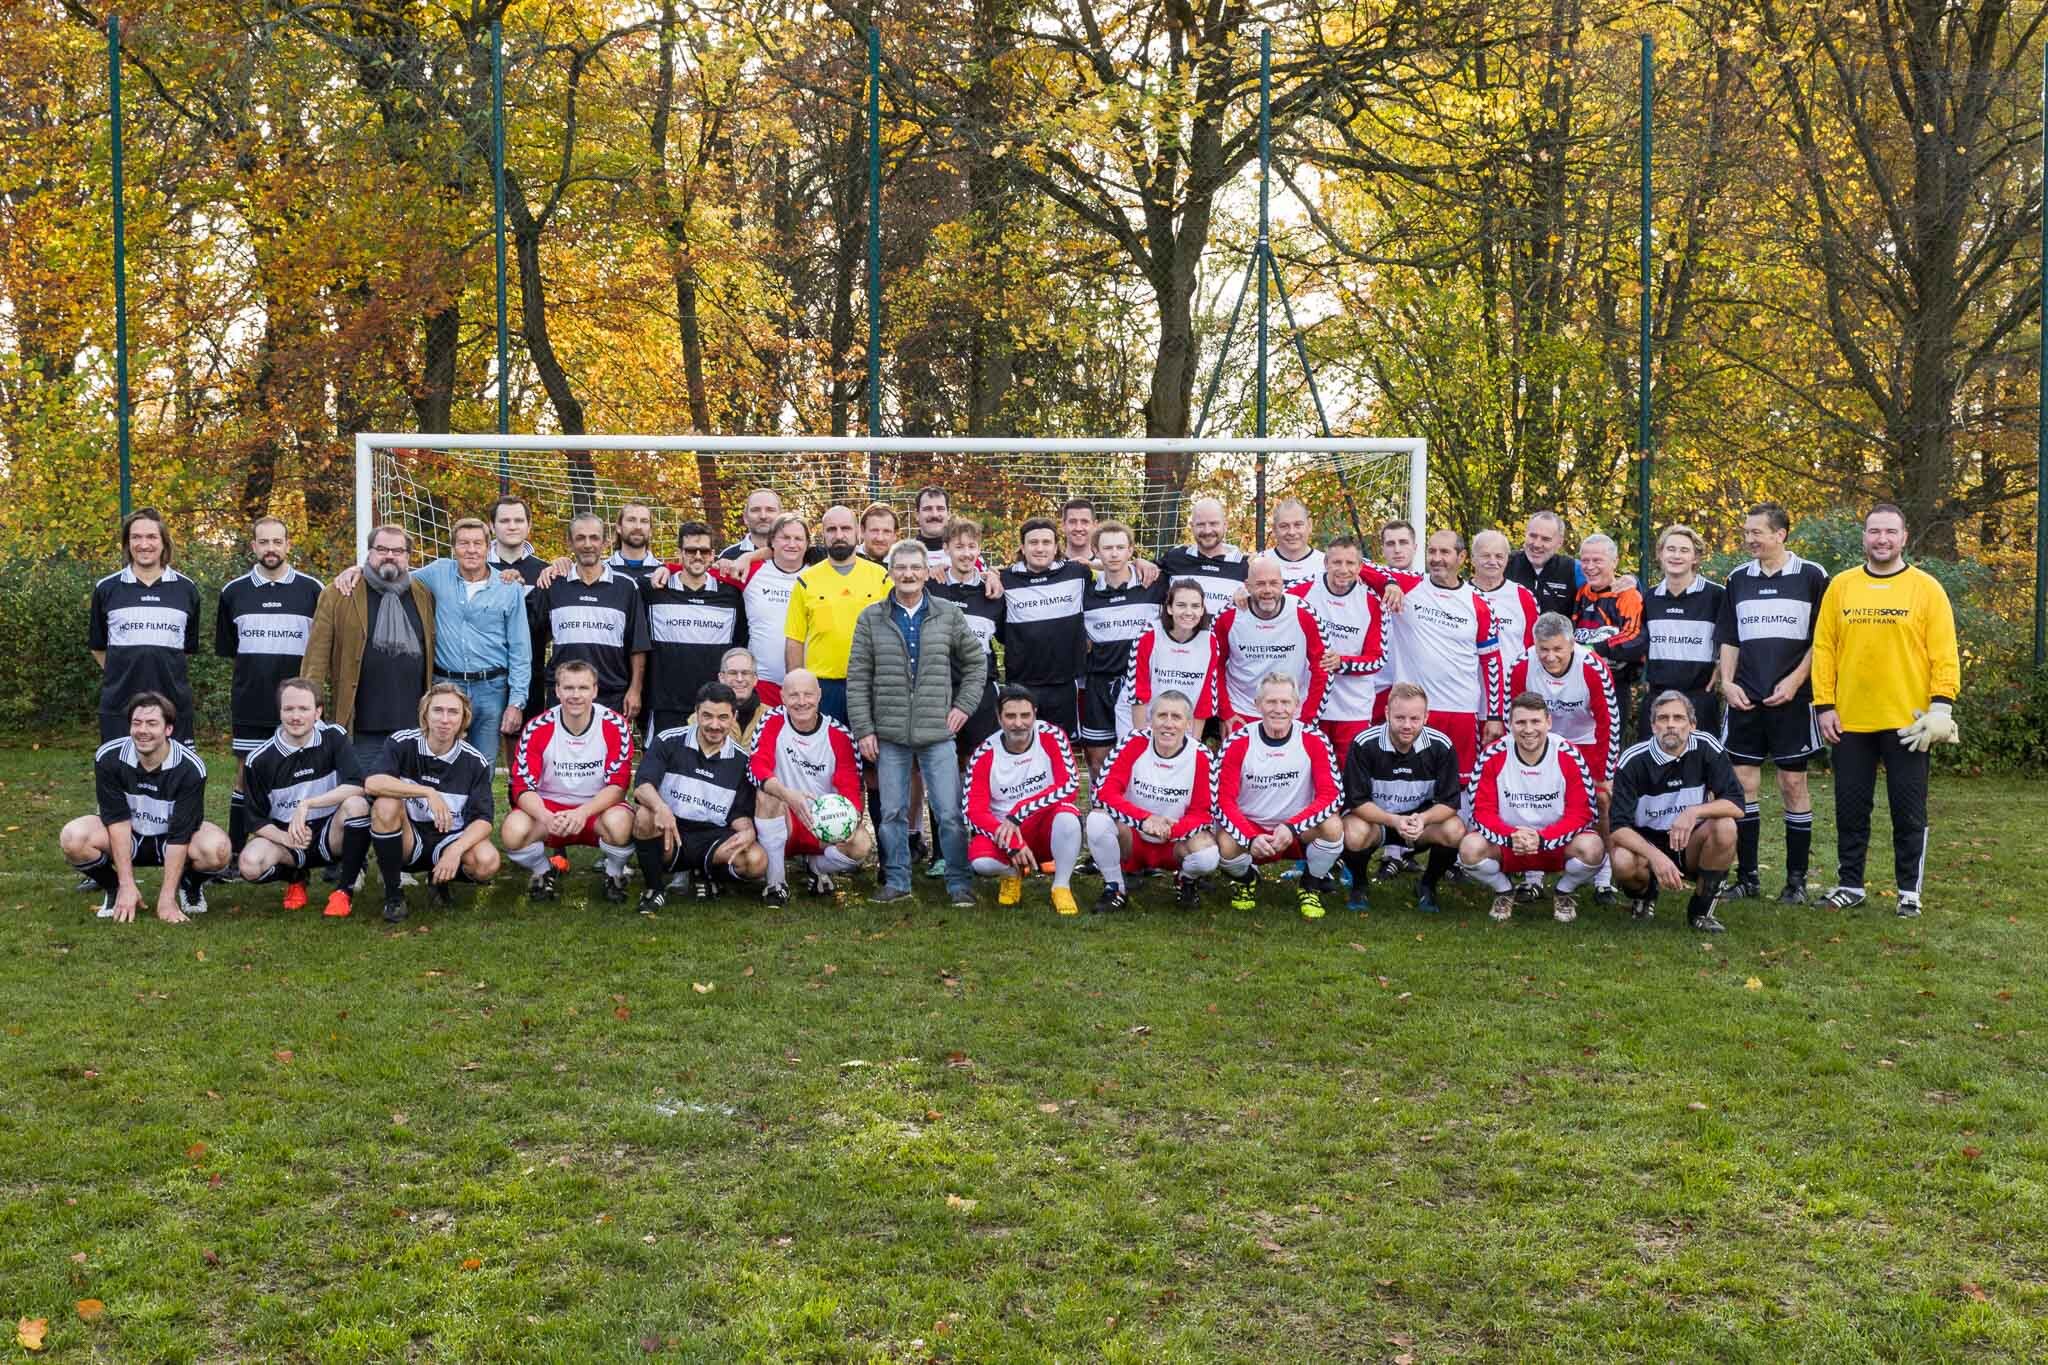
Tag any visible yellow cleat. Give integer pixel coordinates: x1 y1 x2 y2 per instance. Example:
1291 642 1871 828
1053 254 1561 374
998 874 1024 906
1051 886 1079 916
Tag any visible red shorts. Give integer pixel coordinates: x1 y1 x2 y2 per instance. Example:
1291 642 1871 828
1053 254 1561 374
754 679 782 707
1497 846 1569 876
1318 718 1373 758
786 814 829 857
968 803 1079 866
1122 832 1185 873
1428 710 1480 778
535 796 609 847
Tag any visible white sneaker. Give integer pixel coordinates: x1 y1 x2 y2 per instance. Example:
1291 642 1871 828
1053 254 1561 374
1896 891 1923 918
96 893 115 919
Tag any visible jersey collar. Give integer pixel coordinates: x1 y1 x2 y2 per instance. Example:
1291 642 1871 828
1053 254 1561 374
1644 734 1697 766
1652 575 1706 597
118 565 183 585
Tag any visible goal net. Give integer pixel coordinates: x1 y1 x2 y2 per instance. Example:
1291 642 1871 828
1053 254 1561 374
356 435 1426 562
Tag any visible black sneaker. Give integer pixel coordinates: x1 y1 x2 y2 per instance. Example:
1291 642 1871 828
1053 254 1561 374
601 873 630 904
870 885 912 905
761 883 791 907
528 869 560 903
1376 854 1413 880
1818 885 1867 910
692 875 717 902
1777 879 1809 905
1689 910 1726 933
909 832 931 866
382 895 409 924
1591 885 1619 908
1513 880 1542 904
1173 875 1202 910
805 871 837 897
1415 885 1442 915
1091 888 1129 915
1629 896 1656 921
1715 877 1761 903
429 882 455 909
637 889 665 913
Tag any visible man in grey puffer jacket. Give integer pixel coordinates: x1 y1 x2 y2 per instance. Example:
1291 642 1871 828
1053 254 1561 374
848 540 988 904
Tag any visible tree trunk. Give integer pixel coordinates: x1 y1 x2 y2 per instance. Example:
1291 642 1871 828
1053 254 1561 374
412 304 459 433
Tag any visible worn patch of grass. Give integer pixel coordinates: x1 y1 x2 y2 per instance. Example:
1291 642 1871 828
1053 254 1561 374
0 741 2043 1361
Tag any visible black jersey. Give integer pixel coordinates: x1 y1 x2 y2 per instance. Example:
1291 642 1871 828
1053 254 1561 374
94 736 207 842
604 550 662 585
488 545 548 588
243 721 364 826
1158 543 1250 618
530 565 650 705
641 574 742 715
1083 571 1166 684
1506 551 1582 620
1642 575 1725 696
930 576 1004 684
1610 731 1743 833
997 560 1090 688
214 567 324 731
378 728 496 828
89 566 202 718
1341 723 1463 816
636 724 756 833
1716 555 1829 699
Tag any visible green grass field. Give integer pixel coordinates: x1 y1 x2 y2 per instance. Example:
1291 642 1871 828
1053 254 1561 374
2 740 2044 1362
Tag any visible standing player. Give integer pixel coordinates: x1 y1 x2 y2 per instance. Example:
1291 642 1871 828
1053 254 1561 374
1213 556 1331 732
1127 581 1220 734
60 692 231 923
750 668 873 902
1158 496 1250 617
1608 691 1744 932
487 497 549 585
237 678 373 917
1269 498 1325 587
91 508 202 743
530 514 650 719
962 687 1084 915
1715 501 1829 904
705 511 816 706
1459 693 1604 924
631 682 767 908
913 486 958 573
1212 673 1346 918
999 518 1091 739
1506 510 1584 619
1507 615 1618 782
929 516 1006 754
1080 521 1166 770
640 521 742 739
1640 525 1725 736
858 503 900 565
1060 498 1098 566
363 685 501 923
1289 534 1386 756
785 505 891 726
1470 530 1539 672
1572 534 1646 739
1364 530 1505 779
718 487 784 561
605 502 661 582
1811 504 1960 916
502 660 636 904
215 517 324 856
1084 689 1220 912
1340 682 1466 915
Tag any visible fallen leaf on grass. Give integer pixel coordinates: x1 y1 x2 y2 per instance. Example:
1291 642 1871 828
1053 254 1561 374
208 1171 223 1189
1687 1102 1709 1112
185 1142 206 1162
1745 977 1763 991
641 1234 657 1245
614 1007 631 1021
945 1051 972 1068
1961 1146 1983 1160
273 1050 293 1065
925 1109 943 1121
639 1336 663 1355
742 966 754 977
1256 1237 1286 1256
691 982 714 994
16 1318 47 1351
456 1061 481 1071
1960 1281 1990 1302
1348 942 1367 953
821 964 838 976
391 1112 408 1127
944 1194 977 1212
1036 1102 1060 1114
1396 992 1413 1001
193 949 205 962
461 1257 482 1271
68 1254 85 1266
74 1300 103 1323
201 1249 219 1266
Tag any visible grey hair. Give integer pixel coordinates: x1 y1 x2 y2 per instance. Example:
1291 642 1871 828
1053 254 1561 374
886 538 928 569
1256 671 1300 698
1578 532 1618 559
1650 689 1696 722
1150 689 1193 716
720 647 756 671
1532 611 1573 642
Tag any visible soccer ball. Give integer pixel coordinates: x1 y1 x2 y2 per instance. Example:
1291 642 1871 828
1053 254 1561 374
808 794 859 845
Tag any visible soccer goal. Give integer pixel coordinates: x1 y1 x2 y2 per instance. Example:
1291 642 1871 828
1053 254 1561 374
355 434 1426 561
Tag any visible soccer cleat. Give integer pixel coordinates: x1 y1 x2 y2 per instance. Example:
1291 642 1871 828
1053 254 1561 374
692 875 716 902
602 873 631 905
96 893 116 919
548 853 571 874
1173 874 1202 910
1689 910 1726 933
322 889 354 919
805 871 837 898
1091 888 1129 915
1347 879 1371 913
382 895 408 923
1896 891 1923 918
429 882 454 910
1051 886 1080 917
1629 896 1656 921
1513 880 1542 904
1228 870 1259 911
1552 891 1578 924
1415 886 1443 916
1777 879 1810 905
1591 885 1619 908
76 873 100 893
637 889 666 913
528 869 560 903
1297 874 1334 920
761 883 791 908
1714 877 1761 903
281 880 310 911
176 881 209 917
998 875 1024 907
1489 893 1515 922
1818 885 1866 910
1376 853 1413 881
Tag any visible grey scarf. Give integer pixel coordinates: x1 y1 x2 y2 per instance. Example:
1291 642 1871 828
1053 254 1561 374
363 565 424 659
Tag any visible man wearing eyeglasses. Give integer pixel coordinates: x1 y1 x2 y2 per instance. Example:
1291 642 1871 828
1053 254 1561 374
304 523 438 777
717 648 768 749
639 521 743 741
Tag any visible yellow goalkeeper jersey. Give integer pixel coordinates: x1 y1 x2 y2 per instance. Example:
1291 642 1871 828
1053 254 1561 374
784 556 891 680
1811 563 1960 733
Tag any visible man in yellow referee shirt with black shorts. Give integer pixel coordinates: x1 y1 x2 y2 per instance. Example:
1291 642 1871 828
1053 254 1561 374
784 505 892 730
1811 503 1960 917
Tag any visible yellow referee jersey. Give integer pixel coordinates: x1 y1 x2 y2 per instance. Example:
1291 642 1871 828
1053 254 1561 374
784 556 891 680
1811 563 1960 733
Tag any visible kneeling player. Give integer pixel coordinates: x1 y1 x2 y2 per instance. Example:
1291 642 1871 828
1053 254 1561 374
1608 690 1743 933
364 685 502 922
237 677 372 917
1340 681 1466 915
502 660 636 903
1213 672 1346 919
632 682 767 908
60 691 231 923
963 686 1084 915
1459 692 1604 923
751 668 874 903
1083 689 1219 913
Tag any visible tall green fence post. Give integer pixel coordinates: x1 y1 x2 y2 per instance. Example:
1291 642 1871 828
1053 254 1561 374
494 18 510 490
110 14 131 517
1636 34 1654 583
865 26 883 501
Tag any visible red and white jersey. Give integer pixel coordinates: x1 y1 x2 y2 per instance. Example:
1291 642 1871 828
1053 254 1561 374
1126 625 1220 719
1289 575 1385 722
1095 731 1213 838
511 704 633 805
963 722 1078 838
1272 547 1325 589
1475 579 1540 670
1213 601 1330 723
1361 564 1504 721
748 708 862 806
1509 646 1618 781
1470 733 1597 849
722 556 806 688
1214 721 1342 843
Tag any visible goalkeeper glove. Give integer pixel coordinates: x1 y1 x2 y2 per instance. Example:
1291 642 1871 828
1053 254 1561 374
1896 701 1958 753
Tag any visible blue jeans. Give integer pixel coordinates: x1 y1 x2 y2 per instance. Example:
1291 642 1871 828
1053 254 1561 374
876 738 970 898
444 677 513 767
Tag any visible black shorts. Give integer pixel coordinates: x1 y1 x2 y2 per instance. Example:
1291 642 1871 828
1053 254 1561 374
1631 828 1707 879
659 825 751 882
403 820 468 872
232 722 277 756
956 683 1001 756
1021 683 1079 739
1638 689 1722 740
126 832 177 867
1720 700 1818 769
251 815 341 870
1078 674 1129 746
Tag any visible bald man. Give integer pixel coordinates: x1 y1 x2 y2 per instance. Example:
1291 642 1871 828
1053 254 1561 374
1159 496 1250 618
784 506 891 728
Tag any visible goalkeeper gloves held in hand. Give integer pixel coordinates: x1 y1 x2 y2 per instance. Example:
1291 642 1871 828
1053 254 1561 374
1896 702 1958 753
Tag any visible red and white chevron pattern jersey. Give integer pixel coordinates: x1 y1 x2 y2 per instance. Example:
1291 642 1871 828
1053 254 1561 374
1213 601 1330 723
1476 579 1540 669
963 722 1077 837
748 708 862 805
1095 730 1213 837
1126 625 1220 718
1509 646 1618 781
1289 575 1385 722
1469 733 1597 849
511 704 633 804
1213 722 1342 842
1361 564 1505 721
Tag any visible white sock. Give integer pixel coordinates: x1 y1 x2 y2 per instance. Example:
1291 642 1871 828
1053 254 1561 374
1221 851 1254 877
1085 812 1126 891
1181 844 1220 878
1522 870 1544 886
507 842 550 875
1383 842 1409 861
814 846 857 875
1049 811 1082 889
971 856 1012 877
1559 856 1599 892
1593 854 1612 890
1305 836 1343 879
600 841 632 878
1464 856 1511 893
758 814 789 888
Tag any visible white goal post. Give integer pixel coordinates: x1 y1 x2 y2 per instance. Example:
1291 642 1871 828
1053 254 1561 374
354 434 1427 562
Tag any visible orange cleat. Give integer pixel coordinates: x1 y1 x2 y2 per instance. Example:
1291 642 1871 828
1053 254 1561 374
281 881 309 911
322 889 353 918
548 853 571 873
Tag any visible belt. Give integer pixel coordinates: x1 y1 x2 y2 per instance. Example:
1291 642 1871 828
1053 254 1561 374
435 666 508 682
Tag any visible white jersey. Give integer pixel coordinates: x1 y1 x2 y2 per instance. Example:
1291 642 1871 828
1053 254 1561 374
1096 731 1212 835
749 708 862 802
1273 547 1325 589
1469 732 1597 849
1475 579 1539 669
738 558 806 687
511 705 634 806
1213 601 1330 722
1290 576 1384 722
1509 646 1617 778
1214 721 1343 842
1367 567 1504 720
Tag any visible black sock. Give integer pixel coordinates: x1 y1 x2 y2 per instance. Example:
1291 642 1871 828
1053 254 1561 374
1736 804 1760 881
1420 845 1455 889
336 818 371 890
1690 870 1725 920
243 863 281 885
636 838 670 892
228 791 248 855
1342 848 1375 888
371 829 405 898
177 864 208 897
72 856 118 894
1784 812 1813 882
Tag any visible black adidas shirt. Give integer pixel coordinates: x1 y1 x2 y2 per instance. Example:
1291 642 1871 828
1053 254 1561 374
641 574 743 714
1716 555 1829 700
998 560 1090 688
1642 575 1725 696
1083 571 1166 685
243 721 363 827
215 568 324 732
637 724 755 833
488 545 548 588
1610 732 1743 834
1506 551 1582 620
1158 544 1250 617
1342 724 1462 816
930 576 1004 687
89 566 202 719
529 566 650 706
94 736 207 842
605 550 662 585
377 728 496 828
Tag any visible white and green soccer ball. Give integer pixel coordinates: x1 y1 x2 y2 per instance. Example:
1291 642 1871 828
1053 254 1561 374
809 794 859 845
